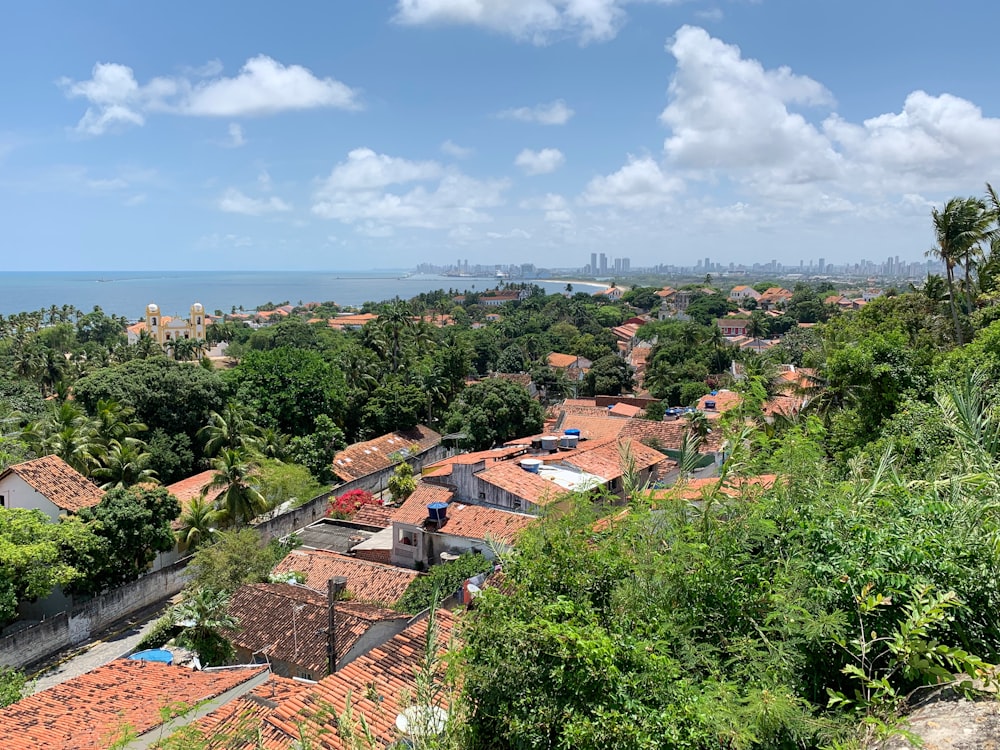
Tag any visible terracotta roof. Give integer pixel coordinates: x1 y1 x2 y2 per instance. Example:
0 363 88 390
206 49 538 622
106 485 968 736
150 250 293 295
0 455 104 513
0 660 264 750
127 321 146 335
390 484 456 524
697 390 743 413
225 583 408 676
647 474 778 503
475 461 577 506
655 287 676 298
612 323 641 341
166 469 224 505
190 675 307 745
423 446 527 473
608 403 643 418
332 425 441 482
254 611 458 749
392 489 535 545
327 313 379 330
272 549 418 606
562 398 599 407
546 352 578 369
349 503 395 528
620 419 725 453
564 439 667 480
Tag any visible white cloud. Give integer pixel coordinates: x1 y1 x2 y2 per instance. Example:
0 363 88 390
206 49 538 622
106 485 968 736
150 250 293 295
515 147 565 174
218 188 291 215
226 123 246 147
531 192 574 222
661 26 840 184
320 147 443 191
583 155 683 208
312 147 508 229
441 139 474 158
497 99 574 125
394 0 676 44
124 193 147 207
60 57 360 135
180 55 359 116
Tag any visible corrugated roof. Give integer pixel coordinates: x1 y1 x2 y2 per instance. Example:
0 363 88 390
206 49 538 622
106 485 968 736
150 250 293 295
0 455 104 513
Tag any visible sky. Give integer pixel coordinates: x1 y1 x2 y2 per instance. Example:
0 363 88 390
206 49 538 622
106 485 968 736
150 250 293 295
3 1 1000 271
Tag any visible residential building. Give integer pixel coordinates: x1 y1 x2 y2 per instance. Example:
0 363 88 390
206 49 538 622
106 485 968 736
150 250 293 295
717 318 750 337
272 548 418 607
0 455 104 521
224 582 411 678
727 285 761 303
594 286 623 300
331 425 442 484
546 352 592 381
757 287 793 311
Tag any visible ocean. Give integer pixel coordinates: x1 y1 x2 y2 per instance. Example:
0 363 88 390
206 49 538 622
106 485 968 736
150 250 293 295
0 271 601 319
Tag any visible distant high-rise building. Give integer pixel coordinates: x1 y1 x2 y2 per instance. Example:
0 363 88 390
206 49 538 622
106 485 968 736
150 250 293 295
591 253 598 275
599 253 608 273
614 258 622 273
704 257 710 271
818 257 826 273
622 257 630 272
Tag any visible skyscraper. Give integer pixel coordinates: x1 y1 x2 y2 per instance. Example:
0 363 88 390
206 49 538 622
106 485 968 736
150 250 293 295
599 253 608 273
590 253 597 275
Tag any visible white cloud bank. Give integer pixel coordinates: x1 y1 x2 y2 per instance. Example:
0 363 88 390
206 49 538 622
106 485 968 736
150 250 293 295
312 147 508 232
394 0 677 44
497 99 574 125
218 188 291 215
60 56 360 135
515 147 565 174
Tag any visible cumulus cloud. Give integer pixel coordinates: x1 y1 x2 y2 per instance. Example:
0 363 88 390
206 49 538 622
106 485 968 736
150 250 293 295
661 25 840 184
394 0 676 44
218 188 291 215
515 147 565 174
497 99 574 125
226 123 246 147
60 57 360 135
441 139 474 158
313 147 508 230
583 155 682 208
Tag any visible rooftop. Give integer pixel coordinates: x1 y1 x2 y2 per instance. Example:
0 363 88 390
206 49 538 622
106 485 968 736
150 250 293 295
0 660 264 750
272 549 418 606
393 489 536 545
295 519 378 554
477 460 605 503
0 455 104 513
332 425 441 483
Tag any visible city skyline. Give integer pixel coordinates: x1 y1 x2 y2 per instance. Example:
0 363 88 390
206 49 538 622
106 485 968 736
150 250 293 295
3 3 1000 270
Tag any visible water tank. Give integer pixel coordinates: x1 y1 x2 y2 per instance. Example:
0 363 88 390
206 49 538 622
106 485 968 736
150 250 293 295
427 502 449 522
129 649 173 665
564 434 579 448
705 400 716 410
564 429 581 437
520 458 542 473
530 437 542 451
540 435 558 451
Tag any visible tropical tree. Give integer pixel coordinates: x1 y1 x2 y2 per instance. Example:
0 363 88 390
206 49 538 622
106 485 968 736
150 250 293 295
208 448 267 526
92 440 158 489
170 588 238 666
175 495 221 553
198 403 261 458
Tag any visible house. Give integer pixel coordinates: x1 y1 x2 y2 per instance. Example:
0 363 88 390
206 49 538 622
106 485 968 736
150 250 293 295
224 582 411 678
0 455 104 521
717 317 749 337
654 286 676 299
696 389 743 416
186 610 457 750
0 660 265 750
165 469 224 521
328 312 379 331
728 285 761 303
594 286 623 300
757 287 793 311
272 548 418 607
331 425 442 485
546 352 592 381
478 291 522 307
611 322 642 354
390 484 535 569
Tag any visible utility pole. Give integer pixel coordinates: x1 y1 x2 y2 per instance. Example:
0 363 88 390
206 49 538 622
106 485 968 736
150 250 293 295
327 576 348 675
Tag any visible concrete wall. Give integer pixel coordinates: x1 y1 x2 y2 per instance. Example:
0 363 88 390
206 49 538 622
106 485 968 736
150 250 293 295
0 473 61 521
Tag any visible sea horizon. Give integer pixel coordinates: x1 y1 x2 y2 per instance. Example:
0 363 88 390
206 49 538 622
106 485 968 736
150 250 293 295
0 270 603 319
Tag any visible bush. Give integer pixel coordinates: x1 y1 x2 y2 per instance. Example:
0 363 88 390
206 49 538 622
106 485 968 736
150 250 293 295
327 489 380 519
136 614 182 651
396 552 495 613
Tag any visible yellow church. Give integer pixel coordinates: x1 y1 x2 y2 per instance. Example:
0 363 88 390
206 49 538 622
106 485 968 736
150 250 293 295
126 303 207 346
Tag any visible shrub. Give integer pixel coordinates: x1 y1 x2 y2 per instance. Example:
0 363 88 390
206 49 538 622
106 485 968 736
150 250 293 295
396 552 495 613
136 614 182 651
327 489 381 519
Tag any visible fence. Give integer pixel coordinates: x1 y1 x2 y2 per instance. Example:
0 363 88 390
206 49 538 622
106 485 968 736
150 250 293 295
0 442 449 670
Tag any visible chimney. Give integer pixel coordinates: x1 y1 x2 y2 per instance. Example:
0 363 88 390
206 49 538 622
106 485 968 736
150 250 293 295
327 576 348 674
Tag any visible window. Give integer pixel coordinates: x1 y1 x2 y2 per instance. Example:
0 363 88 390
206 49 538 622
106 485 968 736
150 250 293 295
0 495 5 507
397 528 416 547
151 317 157 326
196 316 202 325
478 492 486 500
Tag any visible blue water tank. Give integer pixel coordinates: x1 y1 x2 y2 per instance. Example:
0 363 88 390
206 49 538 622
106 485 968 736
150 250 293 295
427 502 449 522
564 428 581 436
129 649 173 665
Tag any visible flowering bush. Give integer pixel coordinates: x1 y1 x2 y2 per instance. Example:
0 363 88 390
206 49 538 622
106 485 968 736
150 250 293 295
327 489 381 519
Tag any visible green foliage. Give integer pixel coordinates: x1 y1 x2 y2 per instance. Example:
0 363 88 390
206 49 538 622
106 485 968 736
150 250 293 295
444 378 544 450
170 587 237 667
360 378 426 435
185 528 292 595
257 458 328 510
0 667 28 708
396 552 495 613
69 487 181 596
583 354 632 396
0 508 93 625
287 414 345 483
136 614 183 651
388 460 417 503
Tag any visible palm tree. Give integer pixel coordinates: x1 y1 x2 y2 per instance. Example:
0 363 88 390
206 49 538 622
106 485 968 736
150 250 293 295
92 440 157 489
745 312 769 353
208 448 267 526
22 401 104 475
170 588 238 666
175 495 221 552
94 399 146 448
198 403 260 458
377 299 416 373
928 197 992 344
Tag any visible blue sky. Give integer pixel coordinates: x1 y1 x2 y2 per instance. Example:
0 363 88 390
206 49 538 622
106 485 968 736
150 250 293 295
3 1 1000 271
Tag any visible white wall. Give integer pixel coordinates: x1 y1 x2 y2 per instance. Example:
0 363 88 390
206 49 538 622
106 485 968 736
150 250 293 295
0 473 62 521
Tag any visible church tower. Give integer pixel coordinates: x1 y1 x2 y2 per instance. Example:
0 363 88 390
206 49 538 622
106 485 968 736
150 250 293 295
145 303 161 344
190 302 205 339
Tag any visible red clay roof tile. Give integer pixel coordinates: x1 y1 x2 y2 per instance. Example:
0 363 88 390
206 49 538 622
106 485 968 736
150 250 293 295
272 549 418 606
0 455 104 513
